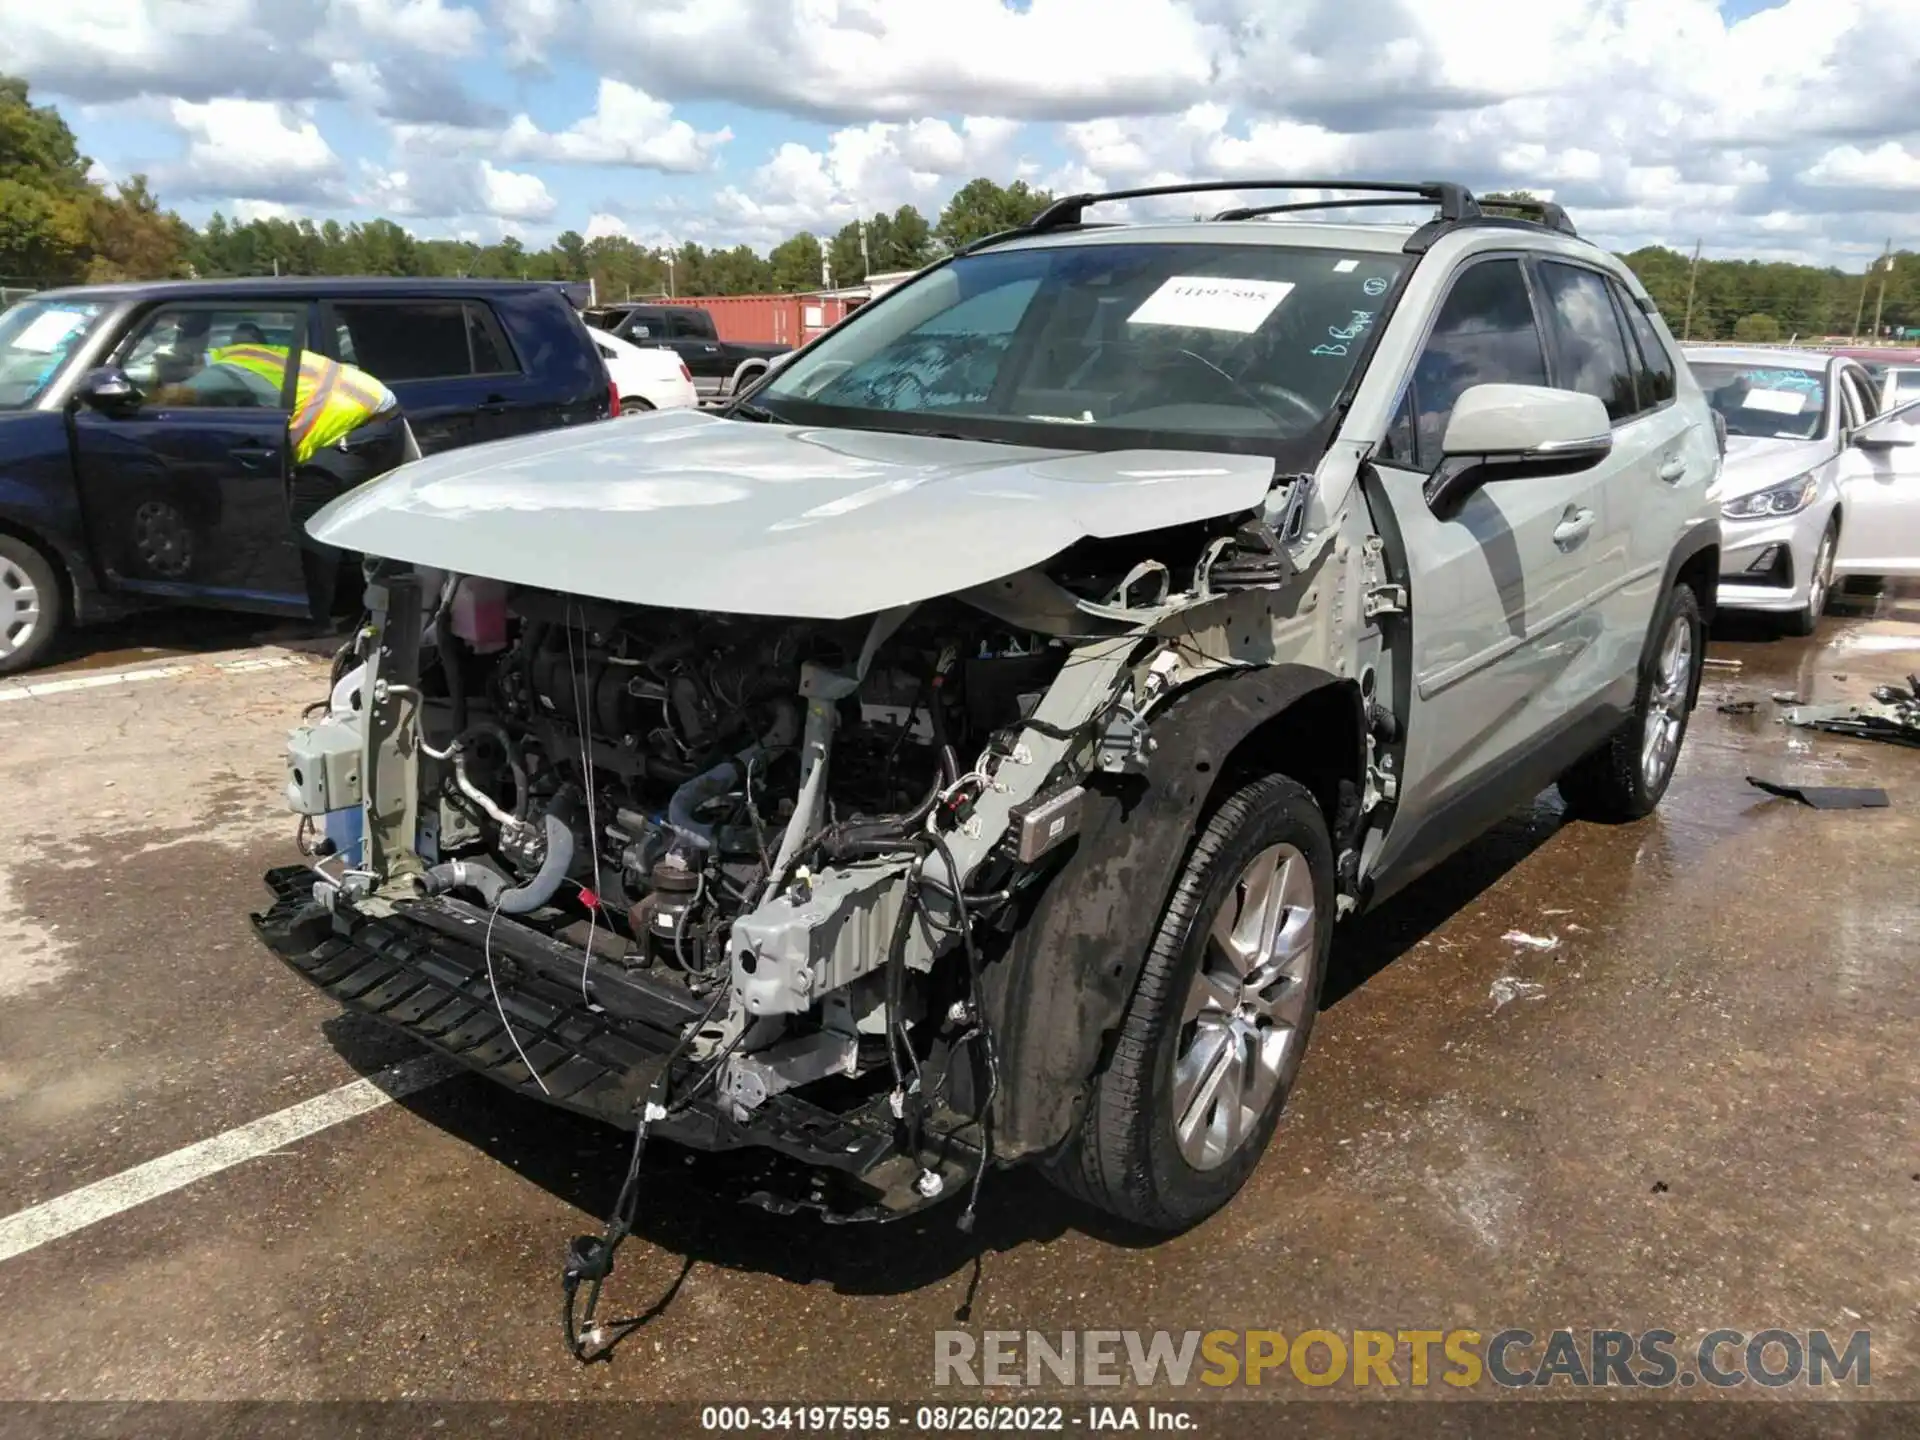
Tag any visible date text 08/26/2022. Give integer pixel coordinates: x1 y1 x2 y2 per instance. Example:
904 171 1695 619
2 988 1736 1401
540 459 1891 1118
700 1405 1193 1431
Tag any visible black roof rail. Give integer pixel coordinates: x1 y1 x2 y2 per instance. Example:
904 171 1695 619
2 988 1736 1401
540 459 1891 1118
952 179 1579 258
1025 179 1474 232
1210 196 1443 222
1471 196 1578 236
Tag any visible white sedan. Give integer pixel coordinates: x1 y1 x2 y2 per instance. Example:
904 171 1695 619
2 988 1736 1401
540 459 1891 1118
1684 345 1920 634
594 329 698 415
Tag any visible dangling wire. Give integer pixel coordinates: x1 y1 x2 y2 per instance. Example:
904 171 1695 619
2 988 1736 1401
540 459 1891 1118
483 894 551 1096
567 605 603 1011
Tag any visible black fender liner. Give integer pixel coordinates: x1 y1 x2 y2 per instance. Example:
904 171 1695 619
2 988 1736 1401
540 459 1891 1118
981 662 1356 1162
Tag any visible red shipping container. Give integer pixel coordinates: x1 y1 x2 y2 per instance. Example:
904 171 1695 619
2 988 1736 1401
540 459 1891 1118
652 293 854 348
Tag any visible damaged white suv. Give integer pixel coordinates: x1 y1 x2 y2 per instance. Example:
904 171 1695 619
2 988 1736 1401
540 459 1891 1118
255 182 1721 1251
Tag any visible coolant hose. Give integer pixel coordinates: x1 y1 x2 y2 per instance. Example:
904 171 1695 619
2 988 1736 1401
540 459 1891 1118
424 811 575 915
666 700 800 850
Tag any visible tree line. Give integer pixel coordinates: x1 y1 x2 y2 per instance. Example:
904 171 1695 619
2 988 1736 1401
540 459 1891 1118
2 74 1914 339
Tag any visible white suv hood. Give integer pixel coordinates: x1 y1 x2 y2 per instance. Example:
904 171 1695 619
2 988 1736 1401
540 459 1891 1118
307 410 1278 618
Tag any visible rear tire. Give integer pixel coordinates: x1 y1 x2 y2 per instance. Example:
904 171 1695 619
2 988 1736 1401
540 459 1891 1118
0 533 64 677
618 396 653 417
1558 583 1703 822
1782 517 1837 637
1050 773 1333 1232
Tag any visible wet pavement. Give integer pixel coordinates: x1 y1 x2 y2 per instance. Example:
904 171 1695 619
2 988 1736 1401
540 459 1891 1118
0 597 1916 1414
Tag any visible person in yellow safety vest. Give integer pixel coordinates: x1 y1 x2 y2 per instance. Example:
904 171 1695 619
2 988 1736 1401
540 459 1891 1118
204 340 418 467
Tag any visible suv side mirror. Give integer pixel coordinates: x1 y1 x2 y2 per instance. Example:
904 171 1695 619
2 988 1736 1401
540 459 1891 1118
73 365 141 415
1425 384 1612 518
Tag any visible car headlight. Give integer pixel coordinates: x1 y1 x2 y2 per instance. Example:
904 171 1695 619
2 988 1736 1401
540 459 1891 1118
1721 473 1819 520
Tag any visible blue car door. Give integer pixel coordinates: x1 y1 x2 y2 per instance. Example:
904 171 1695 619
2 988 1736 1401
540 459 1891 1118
70 300 315 613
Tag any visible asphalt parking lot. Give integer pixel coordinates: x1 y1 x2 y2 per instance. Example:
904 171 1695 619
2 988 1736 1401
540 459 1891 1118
0 593 1916 1414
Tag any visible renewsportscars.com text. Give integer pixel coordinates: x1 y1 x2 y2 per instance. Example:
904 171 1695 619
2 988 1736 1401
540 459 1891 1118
933 1328 1870 1390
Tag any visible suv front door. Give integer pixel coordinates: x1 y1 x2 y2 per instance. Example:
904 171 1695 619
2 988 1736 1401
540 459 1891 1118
1364 255 1624 884
71 301 314 613
1836 388 1920 578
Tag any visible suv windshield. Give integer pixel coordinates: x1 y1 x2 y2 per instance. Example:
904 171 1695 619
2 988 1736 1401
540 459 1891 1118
758 240 1406 454
0 299 107 409
1689 360 1829 441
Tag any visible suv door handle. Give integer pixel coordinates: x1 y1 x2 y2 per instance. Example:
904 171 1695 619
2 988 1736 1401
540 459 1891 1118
1553 506 1596 547
1658 458 1688 483
230 445 276 470
479 394 509 414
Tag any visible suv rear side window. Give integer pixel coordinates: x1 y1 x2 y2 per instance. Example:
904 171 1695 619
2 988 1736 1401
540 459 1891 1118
1385 257 1548 469
331 300 520 381
1613 285 1677 411
1536 261 1637 423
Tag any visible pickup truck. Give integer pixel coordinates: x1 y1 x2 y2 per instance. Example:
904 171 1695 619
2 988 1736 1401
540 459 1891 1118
0 276 612 674
581 303 787 405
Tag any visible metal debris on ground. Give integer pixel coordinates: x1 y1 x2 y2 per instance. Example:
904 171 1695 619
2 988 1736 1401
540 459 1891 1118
1717 698 1760 716
1746 776 1891 810
1489 977 1548 1010
1771 692 1803 705
1702 657 1743 670
1779 675 1920 751
1501 930 1561 951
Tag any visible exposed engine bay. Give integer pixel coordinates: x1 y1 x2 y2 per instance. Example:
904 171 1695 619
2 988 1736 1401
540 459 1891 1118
399 583 1085 1111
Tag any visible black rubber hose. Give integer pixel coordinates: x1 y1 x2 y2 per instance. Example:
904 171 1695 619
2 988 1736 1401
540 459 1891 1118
425 811 574 914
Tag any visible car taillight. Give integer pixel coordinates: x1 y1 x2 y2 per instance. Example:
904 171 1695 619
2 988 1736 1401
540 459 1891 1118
608 377 620 416
679 362 693 383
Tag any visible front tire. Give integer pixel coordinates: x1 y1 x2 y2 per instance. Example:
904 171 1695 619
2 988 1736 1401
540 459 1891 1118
1783 517 1837 637
0 533 64 676
1558 583 1703 822
1051 773 1333 1231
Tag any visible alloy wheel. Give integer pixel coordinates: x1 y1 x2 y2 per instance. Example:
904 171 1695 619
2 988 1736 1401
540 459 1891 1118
1640 612 1693 792
1808 529 1835 619
1172 842 1318 1171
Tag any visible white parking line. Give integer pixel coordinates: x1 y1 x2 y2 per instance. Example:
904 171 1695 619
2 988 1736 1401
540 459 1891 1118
0 1055 457 1264
0 665 194 702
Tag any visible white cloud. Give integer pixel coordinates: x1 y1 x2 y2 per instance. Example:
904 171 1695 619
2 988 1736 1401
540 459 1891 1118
527 0 1220 120
1804 143 1920 192
479 160 557 220
500 80 731 171
161 99 347 204
710 115 1025 242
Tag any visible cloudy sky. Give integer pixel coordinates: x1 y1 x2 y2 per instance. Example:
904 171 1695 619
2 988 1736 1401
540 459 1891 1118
3 0 1915 267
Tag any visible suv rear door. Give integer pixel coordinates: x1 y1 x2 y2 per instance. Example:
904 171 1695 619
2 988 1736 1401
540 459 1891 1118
1364 254 1626 880
71 299 315 612
1532 259 1707 679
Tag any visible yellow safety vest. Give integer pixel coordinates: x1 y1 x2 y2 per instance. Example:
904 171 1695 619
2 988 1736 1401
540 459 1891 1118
209 345 396 466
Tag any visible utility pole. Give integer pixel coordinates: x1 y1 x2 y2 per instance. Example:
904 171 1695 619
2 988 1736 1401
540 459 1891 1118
1870 240 1894 342
665 253 675 298
1681 239 1701 342
859 219 870 281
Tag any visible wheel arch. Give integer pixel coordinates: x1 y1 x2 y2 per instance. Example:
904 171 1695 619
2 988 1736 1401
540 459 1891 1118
1656 519 1719 712
982 662 1363 1162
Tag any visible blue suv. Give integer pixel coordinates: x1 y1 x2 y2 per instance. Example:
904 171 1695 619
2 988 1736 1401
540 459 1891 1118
0 277 613 673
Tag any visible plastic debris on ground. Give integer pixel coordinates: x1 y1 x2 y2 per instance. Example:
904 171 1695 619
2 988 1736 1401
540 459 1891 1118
1778 674 1920 751
1746 776 1890 810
